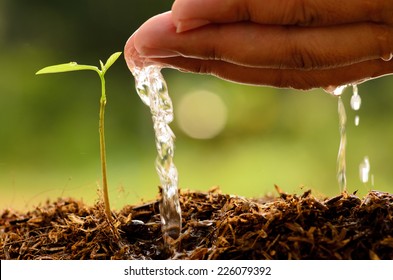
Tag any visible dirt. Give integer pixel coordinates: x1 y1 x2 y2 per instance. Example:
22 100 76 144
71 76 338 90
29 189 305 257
1 186 393 260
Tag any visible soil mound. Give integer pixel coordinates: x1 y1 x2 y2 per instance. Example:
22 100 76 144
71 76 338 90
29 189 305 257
1 188 392 259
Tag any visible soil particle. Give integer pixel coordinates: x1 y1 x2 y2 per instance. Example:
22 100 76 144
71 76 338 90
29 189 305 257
1 187 392 259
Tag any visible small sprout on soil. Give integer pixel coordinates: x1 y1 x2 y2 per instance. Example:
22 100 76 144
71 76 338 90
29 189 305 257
36 52 122 222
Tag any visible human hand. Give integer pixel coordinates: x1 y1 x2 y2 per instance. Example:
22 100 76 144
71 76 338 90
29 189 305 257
125 0 393 90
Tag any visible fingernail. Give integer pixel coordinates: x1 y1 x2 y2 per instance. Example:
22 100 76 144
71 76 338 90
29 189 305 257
176 19 210 33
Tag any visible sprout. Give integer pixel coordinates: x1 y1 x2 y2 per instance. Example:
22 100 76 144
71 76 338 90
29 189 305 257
36 52 122 222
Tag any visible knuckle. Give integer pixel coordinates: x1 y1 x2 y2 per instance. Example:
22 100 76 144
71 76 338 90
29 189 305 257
287 0 319 26
368 0 393 24
238 0 252 21
204 27 224 61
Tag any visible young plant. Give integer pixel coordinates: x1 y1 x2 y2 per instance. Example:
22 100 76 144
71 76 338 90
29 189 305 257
36 52 122 222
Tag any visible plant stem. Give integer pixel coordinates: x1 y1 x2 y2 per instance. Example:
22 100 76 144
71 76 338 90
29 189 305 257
99 74 111 221
36 52 122 223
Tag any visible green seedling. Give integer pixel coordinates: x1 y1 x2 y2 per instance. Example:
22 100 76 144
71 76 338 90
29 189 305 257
36 51 122 222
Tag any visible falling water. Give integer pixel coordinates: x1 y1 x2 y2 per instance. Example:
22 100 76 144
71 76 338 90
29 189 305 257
350 85 374 186
326 84 374 191
132 65 182 242
337 96 347 192
325 85 347 191
350 84 361 126
359 156 371 183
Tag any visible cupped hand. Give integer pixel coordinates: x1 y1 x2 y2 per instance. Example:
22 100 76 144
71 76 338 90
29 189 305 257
125 0 393 90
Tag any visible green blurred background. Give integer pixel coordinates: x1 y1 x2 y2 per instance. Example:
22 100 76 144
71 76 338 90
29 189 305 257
1 0 393 211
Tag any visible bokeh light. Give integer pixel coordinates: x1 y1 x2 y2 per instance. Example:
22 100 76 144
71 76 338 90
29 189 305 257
176 90 227 139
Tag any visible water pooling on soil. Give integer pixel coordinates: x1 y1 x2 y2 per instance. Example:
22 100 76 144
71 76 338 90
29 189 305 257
131 65 182 242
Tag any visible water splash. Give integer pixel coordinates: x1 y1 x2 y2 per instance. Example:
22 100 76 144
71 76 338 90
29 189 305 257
132 65 182 242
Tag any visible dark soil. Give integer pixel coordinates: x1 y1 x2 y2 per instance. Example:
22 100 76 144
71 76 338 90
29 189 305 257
1 187 393 260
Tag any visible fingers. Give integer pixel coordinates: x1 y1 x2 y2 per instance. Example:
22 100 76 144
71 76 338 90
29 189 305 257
133 12 393 70
126 32 393 90
172 0 392 32
149 56 393 90
125 7 393 90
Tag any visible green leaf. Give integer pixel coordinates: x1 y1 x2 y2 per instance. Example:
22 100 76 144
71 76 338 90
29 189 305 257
104 52 122 71
99 60 105 71
36 62 99 75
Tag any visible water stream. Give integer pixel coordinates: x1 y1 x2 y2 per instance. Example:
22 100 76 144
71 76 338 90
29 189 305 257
129 55 375 239
330 86 348 192
337 97 347 192
131 65 182 242
327 84 372 191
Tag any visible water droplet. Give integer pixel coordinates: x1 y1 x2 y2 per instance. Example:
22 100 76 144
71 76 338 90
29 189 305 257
350 95 361 111
354 115 360 126
381 53 393 61
359 156 370 183
350 85 361 111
